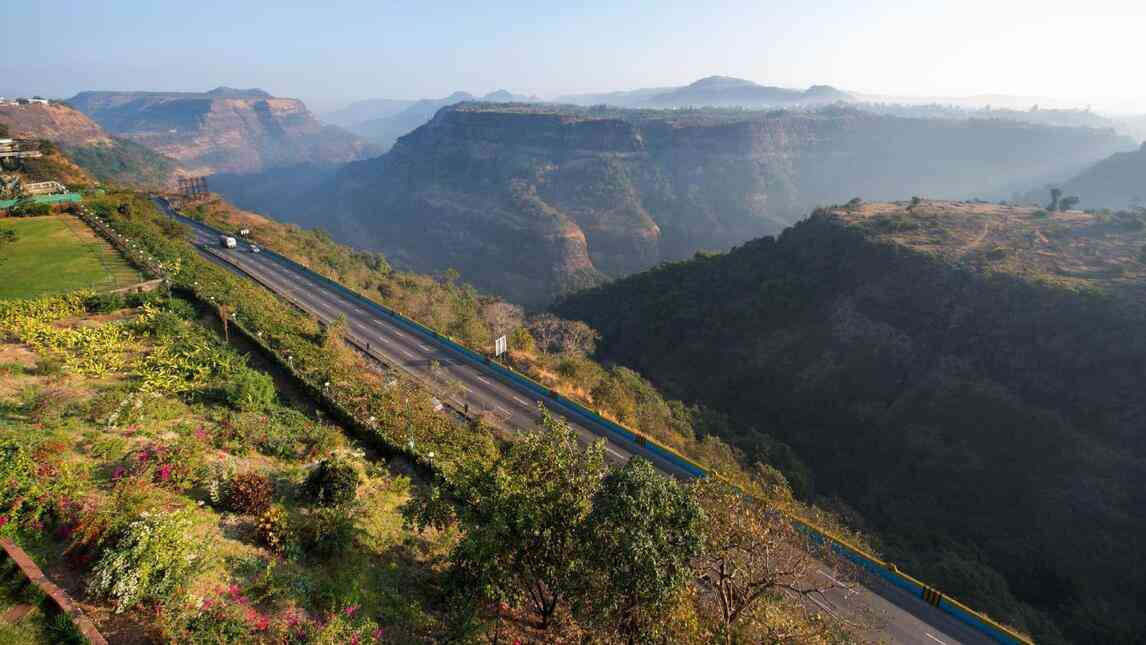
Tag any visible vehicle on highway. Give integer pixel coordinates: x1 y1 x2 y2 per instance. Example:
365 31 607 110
219 235 237 249
249 244 261 253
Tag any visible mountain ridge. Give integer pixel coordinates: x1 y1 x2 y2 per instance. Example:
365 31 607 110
66 89 373 174
219 103 1134 305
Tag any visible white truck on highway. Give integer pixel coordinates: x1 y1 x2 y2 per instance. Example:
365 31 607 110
220 235 237 249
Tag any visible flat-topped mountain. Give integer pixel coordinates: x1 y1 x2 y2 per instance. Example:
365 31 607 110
554 200 1146 644
230 103 1133 305
66 88 372 174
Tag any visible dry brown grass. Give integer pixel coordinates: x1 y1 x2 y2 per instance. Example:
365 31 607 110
832 200 1146 304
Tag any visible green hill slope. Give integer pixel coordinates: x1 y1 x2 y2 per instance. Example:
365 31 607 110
555 200 1146 644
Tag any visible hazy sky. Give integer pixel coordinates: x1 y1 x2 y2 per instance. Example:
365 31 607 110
4 0 1145 112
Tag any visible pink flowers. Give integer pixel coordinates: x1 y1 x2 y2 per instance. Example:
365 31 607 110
372 627 384 641
0 516 8 529
112 466 126 480
247 609 269 631
194 425 208 441
344 604 360 617
351 635 360 645
158 464 172 482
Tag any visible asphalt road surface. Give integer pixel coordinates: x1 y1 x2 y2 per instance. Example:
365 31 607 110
156 198 998 644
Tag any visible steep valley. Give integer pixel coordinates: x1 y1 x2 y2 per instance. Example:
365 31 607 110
219 103 1135 305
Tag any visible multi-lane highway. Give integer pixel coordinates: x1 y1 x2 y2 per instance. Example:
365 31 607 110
156 198 998 644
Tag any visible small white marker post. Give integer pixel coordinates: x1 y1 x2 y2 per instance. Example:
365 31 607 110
494 335 507 357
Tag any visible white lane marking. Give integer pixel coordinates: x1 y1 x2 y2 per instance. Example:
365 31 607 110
496 406 512 417
419 344 433 352
399 348 415 359
817 569 849 589
512 396 530 406
476 376 491 385
808 595 834 615
924 634 946 645
605 446 629 460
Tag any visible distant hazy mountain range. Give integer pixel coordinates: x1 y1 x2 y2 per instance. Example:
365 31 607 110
558 76 851 107
331 77 852 150
67 87 373 174
339 90 541 149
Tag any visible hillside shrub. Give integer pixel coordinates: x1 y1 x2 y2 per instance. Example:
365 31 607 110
301 457 360 507
224 472 274 515
295 506 355 560
88 509 204 612
223 367 276 411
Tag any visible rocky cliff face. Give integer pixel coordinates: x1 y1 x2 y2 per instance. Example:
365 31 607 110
226 103 1133 305
0 101 178 187
67 88 372 174
0 101 110 145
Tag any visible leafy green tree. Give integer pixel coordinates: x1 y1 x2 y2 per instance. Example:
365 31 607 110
1048 187 1062 211
577 458 705 643
1059 195 1080 211
403 406 607 629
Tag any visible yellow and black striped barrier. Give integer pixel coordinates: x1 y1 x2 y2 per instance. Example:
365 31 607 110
922 587 943 607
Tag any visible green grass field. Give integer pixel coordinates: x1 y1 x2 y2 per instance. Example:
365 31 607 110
0 216 142 300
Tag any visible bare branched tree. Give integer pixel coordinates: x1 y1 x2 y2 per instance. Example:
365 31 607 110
693 480 852 644
527 313 600 356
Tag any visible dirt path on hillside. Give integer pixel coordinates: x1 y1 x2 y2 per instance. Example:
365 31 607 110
959 218 991 256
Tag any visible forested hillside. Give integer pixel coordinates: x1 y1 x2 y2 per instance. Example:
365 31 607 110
555 201 1146 644
1052 142 1146 210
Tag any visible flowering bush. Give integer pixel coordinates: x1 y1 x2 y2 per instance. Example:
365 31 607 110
225 472 275 515
301 457 360 507
256 506 291 555
88 509 204 612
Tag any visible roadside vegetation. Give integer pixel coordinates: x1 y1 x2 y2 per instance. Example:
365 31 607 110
0 187 874 641
181 195 829 512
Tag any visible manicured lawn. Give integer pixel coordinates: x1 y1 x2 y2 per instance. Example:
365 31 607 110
0 216 141 300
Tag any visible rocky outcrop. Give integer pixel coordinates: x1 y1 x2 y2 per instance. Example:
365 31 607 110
67 88 372 174
0 101 110 145
0 101 177 187
223 103 1133 305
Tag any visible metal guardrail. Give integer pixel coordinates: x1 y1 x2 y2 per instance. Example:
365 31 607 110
167 208 1032 645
